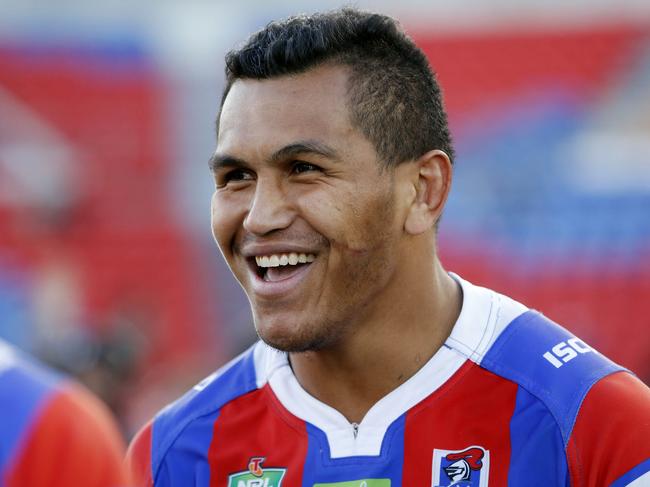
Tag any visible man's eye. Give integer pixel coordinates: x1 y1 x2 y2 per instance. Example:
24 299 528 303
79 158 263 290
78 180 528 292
218 169 254 187
291 161 321 174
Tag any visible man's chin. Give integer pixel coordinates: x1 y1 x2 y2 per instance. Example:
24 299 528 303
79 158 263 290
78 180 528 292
254 317 336 353
256 330 326 353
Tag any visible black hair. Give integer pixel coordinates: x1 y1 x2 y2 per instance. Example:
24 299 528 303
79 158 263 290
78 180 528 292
220 8 454 167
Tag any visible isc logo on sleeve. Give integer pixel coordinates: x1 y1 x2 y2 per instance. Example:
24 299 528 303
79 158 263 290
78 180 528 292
542 338 593 368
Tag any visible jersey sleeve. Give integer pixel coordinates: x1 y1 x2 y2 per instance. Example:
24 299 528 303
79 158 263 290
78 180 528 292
567 371 650 486
4 381 130 487
125 420 154 487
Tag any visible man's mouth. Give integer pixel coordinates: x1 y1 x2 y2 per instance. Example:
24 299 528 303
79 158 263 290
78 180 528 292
253 252 316 282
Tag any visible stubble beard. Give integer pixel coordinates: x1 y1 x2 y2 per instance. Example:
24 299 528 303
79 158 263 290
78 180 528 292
253 200 398 354
254 313 349 353
254 247 395 354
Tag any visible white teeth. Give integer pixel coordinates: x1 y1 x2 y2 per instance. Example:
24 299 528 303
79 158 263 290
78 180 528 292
255 253 317 268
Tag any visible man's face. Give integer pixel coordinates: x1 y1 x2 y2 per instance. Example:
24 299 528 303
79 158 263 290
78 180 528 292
211 65 407 352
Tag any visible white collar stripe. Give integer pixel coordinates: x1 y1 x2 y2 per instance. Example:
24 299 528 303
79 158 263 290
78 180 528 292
251 274 529 458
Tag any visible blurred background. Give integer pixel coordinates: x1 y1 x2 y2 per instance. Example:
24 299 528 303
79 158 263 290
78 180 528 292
0 0 648 439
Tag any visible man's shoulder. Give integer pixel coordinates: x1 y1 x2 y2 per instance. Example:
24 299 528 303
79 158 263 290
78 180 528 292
479 310 650 485
455 279 649 483
154 342 260 441
569 369 650 485
480 308 629 442
132 341 276 482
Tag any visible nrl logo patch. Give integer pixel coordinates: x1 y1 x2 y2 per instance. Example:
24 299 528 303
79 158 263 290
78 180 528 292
228 457 286 487
431 445 489 487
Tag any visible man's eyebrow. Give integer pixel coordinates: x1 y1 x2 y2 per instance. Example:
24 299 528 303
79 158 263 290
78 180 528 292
269 140 340 163
208 140 340 172
208 153 247 172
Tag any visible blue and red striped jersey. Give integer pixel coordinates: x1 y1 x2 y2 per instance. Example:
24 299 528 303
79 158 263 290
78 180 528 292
127 275 650 486
0 340 129 487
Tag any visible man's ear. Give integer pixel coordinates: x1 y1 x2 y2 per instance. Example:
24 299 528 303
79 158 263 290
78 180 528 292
403 150 452 236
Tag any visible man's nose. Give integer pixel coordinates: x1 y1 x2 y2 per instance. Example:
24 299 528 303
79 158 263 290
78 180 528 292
243 179 294 235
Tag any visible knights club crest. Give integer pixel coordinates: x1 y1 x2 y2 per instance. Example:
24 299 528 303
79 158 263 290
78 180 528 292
228 457 286 487
431 446 490 487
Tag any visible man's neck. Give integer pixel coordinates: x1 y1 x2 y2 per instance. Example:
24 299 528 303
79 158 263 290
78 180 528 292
288 260 462 424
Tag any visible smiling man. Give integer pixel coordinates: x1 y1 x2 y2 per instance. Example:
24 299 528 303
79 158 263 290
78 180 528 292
127 9 650 487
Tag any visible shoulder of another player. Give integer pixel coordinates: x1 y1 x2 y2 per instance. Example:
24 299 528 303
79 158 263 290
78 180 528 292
53 380 124 437
50 381 126 447
5 380 129 487
1 343 121 443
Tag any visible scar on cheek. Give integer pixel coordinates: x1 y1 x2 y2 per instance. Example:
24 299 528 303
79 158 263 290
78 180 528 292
332 239 371 255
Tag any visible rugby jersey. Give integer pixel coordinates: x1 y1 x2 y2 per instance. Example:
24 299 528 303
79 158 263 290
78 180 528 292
0 340 129 487
127 275 650 486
